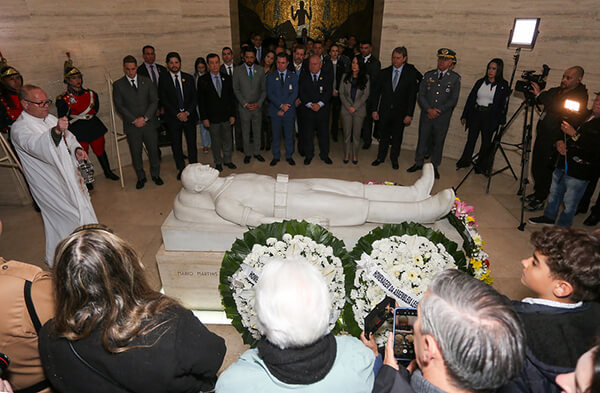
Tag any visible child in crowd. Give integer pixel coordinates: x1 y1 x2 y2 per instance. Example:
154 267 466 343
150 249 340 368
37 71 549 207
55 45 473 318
501 226 600 393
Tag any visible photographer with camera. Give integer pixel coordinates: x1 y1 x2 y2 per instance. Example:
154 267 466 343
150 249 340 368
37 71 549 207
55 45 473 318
524 66 588 212
529 92 600 227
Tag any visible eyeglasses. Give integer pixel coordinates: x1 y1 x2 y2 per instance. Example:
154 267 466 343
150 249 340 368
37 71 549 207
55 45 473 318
25 99 52 107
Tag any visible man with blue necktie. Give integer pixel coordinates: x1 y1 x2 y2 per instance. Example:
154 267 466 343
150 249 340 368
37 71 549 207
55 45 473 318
267 53 299 166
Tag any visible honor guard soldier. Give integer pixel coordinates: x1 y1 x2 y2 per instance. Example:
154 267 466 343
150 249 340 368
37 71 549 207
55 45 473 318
408 48 461 179
57 55 119 189
0 54 24 135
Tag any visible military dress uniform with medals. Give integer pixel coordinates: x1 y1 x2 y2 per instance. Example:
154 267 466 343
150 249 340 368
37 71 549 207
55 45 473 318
56 59 119 187
413 48 461 172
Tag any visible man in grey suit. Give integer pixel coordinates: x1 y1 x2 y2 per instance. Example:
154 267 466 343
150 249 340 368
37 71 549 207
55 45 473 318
407 48 461 179
113 55 162 189
233 47 266 164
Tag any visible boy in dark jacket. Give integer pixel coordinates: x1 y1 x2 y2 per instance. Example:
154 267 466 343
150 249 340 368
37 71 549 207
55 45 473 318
502 226 600 393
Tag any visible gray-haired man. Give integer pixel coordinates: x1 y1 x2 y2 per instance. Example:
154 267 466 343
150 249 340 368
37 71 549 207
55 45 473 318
365 269 525 393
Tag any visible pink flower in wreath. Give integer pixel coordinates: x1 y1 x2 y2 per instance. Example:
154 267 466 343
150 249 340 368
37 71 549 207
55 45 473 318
454 200 474 217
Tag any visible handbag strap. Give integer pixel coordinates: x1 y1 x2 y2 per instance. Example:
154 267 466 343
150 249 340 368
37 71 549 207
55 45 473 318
68 341 135 393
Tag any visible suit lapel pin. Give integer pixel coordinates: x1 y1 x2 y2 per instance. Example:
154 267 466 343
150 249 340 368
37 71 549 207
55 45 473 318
182 78 185 82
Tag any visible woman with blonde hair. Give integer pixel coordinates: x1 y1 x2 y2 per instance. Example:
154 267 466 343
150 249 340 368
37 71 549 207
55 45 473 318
39 225 226 393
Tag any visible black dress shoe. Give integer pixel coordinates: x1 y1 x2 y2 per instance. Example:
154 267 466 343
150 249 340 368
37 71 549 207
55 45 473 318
254 154 265 162
136 178 147 189
225 162 237 169
215 164 223 172
352 159 358 165
270 158 279 166
584 213 600 226
456 160 470 169
244 156 251 164
152 176 164 186
286 158 296 166
304 157 312 165
86 183 94 191
362 142 371 150
322 157 333 165
434 167 440 179
105 171 120 181
176 170 183 180
407 164 423 173
391 161 399 170
343 158 349 164
371 159 382 166
528 215 555 225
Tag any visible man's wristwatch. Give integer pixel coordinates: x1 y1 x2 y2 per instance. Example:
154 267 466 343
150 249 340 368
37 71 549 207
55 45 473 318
571 132 581 141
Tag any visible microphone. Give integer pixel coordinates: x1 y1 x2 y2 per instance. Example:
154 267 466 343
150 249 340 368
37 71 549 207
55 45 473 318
0 352 9 378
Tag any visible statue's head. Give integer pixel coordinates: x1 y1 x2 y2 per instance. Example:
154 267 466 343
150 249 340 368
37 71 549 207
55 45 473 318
181 164 219 192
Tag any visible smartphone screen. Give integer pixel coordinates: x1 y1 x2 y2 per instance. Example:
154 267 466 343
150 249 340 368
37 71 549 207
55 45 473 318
393 307 418 362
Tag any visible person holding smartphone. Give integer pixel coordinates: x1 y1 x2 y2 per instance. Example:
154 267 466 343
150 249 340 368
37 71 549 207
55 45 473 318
361 270 525 393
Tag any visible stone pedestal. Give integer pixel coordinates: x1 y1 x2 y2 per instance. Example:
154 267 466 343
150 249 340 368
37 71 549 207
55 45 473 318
156 245 225 310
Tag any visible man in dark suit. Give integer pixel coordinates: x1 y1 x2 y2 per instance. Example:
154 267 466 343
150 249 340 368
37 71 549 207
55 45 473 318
358 40 381 149
311 41 333 77
325 43 346 142
220 46 242 153
113 55 162 189
137 45 167 87
370 47 421 170
252 33 264 63
197 53 237 172
158 52 198 179
113 55 163 190
298 55 333 165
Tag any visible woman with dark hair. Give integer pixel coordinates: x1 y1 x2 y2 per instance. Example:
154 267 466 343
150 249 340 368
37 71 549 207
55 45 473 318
261 50 276 151
339 55 370 164
38 225 226 393
456 58 509 173
194 56 211 153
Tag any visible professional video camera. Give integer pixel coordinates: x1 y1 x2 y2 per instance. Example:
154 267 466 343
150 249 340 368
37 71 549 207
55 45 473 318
515 64 550 95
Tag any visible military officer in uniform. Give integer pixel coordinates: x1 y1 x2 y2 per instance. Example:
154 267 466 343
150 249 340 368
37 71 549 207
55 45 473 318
0 55 23 135
57 57 119 189
408 48 460 179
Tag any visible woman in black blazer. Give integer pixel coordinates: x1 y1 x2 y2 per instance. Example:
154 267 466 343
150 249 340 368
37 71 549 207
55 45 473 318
456 58 509 173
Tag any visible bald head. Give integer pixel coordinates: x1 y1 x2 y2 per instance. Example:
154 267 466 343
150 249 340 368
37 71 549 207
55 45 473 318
561 66 584 91
19 84 50 119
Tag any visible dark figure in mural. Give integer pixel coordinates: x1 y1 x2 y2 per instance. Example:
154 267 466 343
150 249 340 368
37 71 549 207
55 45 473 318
291 1 312 27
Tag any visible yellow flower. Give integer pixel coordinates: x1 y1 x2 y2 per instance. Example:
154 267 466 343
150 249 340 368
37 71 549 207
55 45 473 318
466 216 475 222
481 272 494 284
471 258 482 269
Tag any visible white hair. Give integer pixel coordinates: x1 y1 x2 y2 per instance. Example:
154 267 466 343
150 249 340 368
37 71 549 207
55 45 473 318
255 256 331 349
181 164 219 192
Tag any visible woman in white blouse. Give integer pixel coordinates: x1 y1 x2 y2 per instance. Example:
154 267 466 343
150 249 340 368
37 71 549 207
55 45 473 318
456 58 509 173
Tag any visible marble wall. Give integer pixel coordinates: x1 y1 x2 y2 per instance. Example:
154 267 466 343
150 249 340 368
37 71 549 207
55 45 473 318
1 0 598 203
378 0 600 168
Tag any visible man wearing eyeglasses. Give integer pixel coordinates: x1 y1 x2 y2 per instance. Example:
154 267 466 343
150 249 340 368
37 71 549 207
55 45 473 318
10 85 98 267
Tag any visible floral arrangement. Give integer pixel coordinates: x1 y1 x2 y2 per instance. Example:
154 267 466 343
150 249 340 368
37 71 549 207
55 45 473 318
447 197 492 284
344 222 466 344
219 220 352 347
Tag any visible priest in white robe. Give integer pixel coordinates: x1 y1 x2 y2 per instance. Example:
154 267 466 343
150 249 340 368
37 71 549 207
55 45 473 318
11 85 97 266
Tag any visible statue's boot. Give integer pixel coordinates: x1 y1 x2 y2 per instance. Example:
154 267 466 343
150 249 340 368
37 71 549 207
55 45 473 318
364 163 435 202
367 188 455 224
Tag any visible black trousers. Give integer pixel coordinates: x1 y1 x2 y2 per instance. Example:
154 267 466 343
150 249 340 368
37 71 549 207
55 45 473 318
166 119 197 171
330 96 341 139
361 99 374 143
578 174 599 213
376 113 406 163
458 109 495 168
531 124 557 200
301 106 330 160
